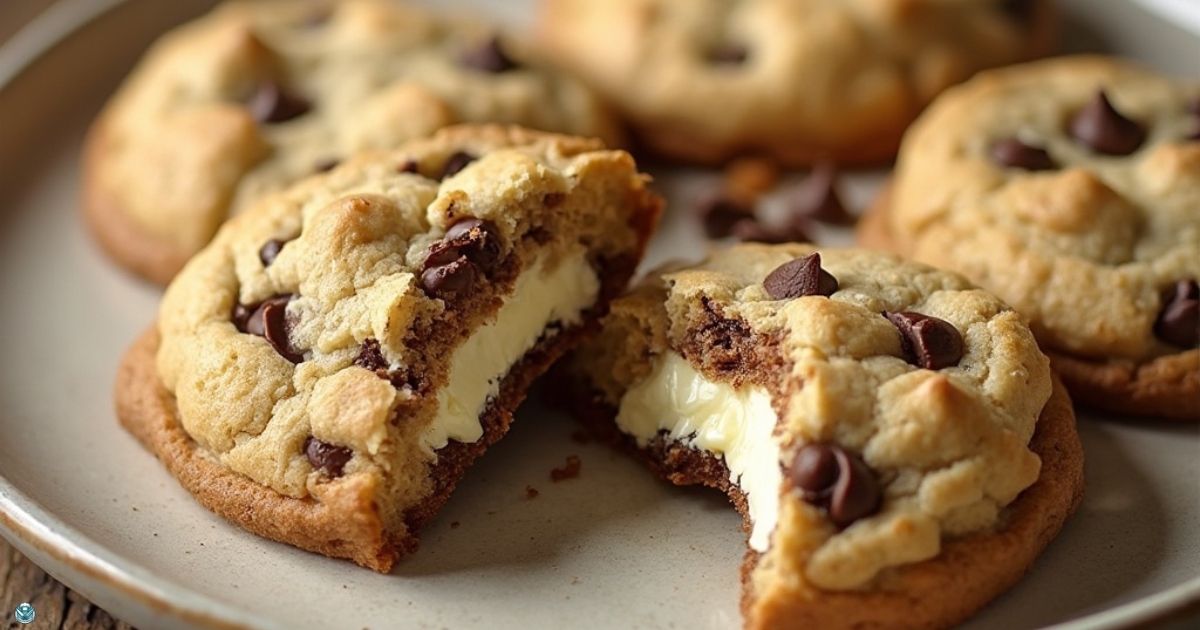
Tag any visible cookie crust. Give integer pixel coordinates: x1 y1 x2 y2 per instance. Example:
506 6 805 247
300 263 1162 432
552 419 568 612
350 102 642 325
536 0 1057 166
860 181 1200 420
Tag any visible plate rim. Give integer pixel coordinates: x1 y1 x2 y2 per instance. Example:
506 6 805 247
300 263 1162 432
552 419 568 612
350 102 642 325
0 1 1196 629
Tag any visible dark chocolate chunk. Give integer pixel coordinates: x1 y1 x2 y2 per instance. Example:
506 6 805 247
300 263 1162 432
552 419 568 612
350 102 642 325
990 137 1056 171
884 311 964 370
258 238 289 267
421 256 477 300
789 162 855 225
790 443 882 528
440 151 477 179
708 44 748 65
313 157 340 173
444 217 502 269
247 81 311 124
461 36 519 73
398 159 419 174
304 436 352 477
731 217 812 244
237 295 304 363
764 253 838 300
1154 279 1200 348
1069 90 1146 155
698 194 755 238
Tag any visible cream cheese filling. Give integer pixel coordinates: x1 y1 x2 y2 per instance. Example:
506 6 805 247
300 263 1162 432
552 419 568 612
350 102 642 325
424 250 600 451
616 351 781 552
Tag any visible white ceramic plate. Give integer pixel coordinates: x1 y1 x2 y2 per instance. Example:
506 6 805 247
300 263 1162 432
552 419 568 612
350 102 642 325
0 1 1197 629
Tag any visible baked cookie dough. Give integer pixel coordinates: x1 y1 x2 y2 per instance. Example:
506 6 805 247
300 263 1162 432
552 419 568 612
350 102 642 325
84 0 623 285
115 125 663 571
858 56 1200 420
535 0 1056 166
565 244 1084 630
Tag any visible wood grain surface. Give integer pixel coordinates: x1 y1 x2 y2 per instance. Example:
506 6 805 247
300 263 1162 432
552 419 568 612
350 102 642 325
1 537 134 630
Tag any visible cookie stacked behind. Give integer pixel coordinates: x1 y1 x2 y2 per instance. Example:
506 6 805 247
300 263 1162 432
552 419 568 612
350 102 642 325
535 0 1057 167
84 0 623 285
565 243 1084 630
859 55 1200 420
115 126 662 571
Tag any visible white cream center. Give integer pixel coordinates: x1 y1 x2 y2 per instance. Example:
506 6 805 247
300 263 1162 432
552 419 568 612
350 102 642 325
616 352 782 552
424 251 600 451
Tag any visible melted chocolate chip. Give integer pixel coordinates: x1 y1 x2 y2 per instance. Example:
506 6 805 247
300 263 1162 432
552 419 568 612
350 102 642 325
698 194 755 238
731 217 812 244
398 159 420 174
313 157 340 173
247 81 311 124
884 311 964 370
442 218 502 269
790 443 881 528
1070 90 1146 155
304 436 352 477
1154 279 1200 348
708 44 748 65
440 151 477 179
789 162 855 225
421 256 477 300
236 295 304 363
461 36 519 73
990 137 1056 171
764 253 838 300
258 239 289 267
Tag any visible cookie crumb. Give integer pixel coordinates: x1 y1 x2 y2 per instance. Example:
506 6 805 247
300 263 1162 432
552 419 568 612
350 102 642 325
551 455 582 481
526 485 540 499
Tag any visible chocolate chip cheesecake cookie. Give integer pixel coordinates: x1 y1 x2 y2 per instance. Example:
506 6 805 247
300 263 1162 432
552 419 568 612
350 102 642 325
84 0 623 286
564 244 1083 630
858 56 1200 420
114 125 662 571
535 0 1056 166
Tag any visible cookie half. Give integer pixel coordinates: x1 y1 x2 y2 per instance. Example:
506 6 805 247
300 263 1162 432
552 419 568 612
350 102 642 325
535 0 1056 166
115 125 663 571
858 56 1200 420
565 244 1084 630
84 0 623 285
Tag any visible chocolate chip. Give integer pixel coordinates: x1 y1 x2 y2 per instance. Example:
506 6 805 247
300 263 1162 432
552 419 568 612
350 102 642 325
884 311 964 370
1070 90 1146 155
236 295 304 363
313 157 340 173
698 194 754 238
789 162 855 225
1154 279 1200 348
708 44 748 65
258 239 289 267
247 81 311 124
398 159 419 174
790 443 881 528
304 436 352 477
440 151 477 179
421 256 477 300
432 218 502 270
990 137 1056 171
764 253 838 300
731 217 812 244
461 36 519 73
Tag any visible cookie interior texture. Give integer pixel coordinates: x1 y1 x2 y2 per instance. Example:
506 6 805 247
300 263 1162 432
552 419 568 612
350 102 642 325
83 0 624 285
115 126 662 571
535 0 1057 166
564 244 1084 630
859 56 1200 420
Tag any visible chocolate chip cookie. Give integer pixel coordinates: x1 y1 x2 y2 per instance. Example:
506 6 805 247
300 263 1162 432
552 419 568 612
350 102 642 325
535 0 1056 166
858 55 1200 420
83 0 623 286
564 244 1083 630
114 125 663 571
